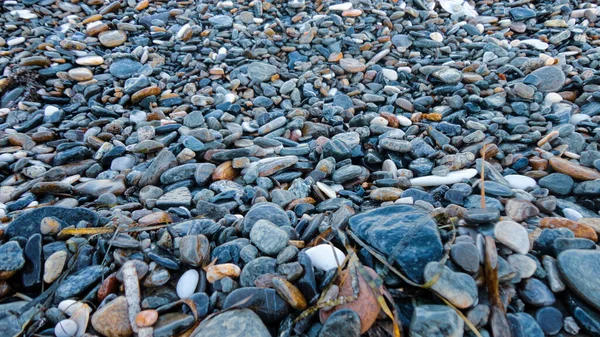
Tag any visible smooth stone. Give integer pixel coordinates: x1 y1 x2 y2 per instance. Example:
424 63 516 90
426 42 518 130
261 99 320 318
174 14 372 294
153 313 195 337
536 307 562 335
222 288 288 322
549 157 600 181
0 241 25 279
190 309 270 337
249 220 289 255
409 305 464 337
247 62 277 82
424 262 478 309
176 269 199 299
98 30 127 47
519 278 555 307
55 319 78 337
450 242 480 273
558 250 600 311
505 199 539 222
91 296 132 337
138 149 177 187
539 173 574 195
240 257 276 287
494 221 530 254
504 175 536 190
179 235 210 267
44 250 67 283
530 66 565 93
6 206 99 238
410 169 478 187
507 254 536 279
304 244 346 271
318 309 361 337
109 58 143 79
56 265 108 300
515 312 544 337
349 204 443 283
22 234 42 287
242 202 290 235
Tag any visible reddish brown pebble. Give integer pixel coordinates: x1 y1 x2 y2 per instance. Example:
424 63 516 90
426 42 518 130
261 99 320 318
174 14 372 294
540 218 598 242
97 273 120 302
135 310 158 328
319 266 382 334
549 157 600 181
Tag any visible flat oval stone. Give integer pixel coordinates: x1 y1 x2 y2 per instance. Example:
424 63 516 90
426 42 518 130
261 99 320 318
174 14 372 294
349 205 443 283
494 220 530 254
530 66 565 93
240 257 276 287
191 309 270 337
176 269 199 299
222 288 289 322
6 206 99 239
424 262 478 309
318 309 361 337
242 202 290 235
98 30 127 47
558 249 600 311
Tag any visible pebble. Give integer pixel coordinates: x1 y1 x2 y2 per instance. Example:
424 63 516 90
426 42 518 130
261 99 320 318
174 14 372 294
305 244 346 271
191 309 270 337
558 250 600 311
410 305 463 337
176 269 199 299
54 319 78 337
0 0 599 335
494 221 530 254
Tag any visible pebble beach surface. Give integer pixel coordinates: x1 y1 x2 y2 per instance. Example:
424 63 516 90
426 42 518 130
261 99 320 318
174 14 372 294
1 0 600 336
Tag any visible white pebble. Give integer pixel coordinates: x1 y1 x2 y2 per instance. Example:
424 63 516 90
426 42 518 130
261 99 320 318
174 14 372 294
55 319 78 337
563 208 583 221
544 92 563 104
329 2 352 11
58 300 84 316
397 115 412 127
395 197 414 204
7 37 25 46
382 159 397 173
518 39 549 50
381 68 398 81
0 153 15 163
177 269 199 299
11 10 37 19
305 244 346 271
370 116 388 126
410 169 478 187
504 175 536 190
316 182 336 199
45 105 59 116
429 32 443 42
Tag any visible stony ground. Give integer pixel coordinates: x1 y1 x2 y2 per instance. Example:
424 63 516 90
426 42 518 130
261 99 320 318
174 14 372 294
1 0 600 336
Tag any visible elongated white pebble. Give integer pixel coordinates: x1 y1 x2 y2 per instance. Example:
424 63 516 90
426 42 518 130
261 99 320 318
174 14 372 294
410 169 478 187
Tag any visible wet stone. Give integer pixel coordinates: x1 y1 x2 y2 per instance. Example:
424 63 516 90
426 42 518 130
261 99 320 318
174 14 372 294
349 205 443 283
191 309 270 337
